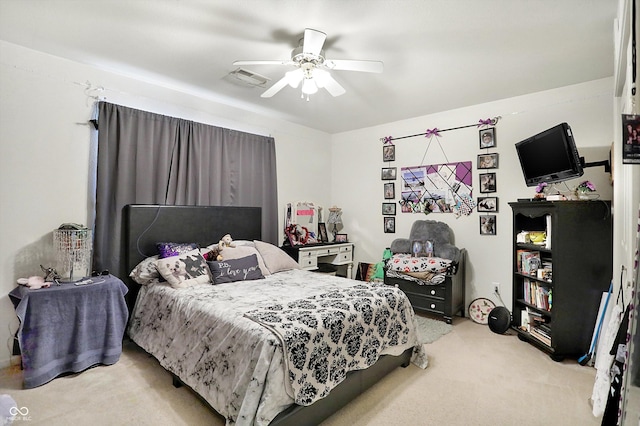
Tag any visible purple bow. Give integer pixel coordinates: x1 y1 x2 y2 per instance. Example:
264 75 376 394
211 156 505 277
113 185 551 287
425 128 440 138
477 118 493 127
383 136 393 144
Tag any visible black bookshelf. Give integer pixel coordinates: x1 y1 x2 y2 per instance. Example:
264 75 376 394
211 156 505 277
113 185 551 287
509 200 612 361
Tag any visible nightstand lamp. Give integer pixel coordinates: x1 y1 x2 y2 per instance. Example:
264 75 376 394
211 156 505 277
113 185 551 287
327 206 343 242
53 224 92 281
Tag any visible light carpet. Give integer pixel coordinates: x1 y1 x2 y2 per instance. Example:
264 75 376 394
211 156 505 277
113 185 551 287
414 314 452 344
0 318 601 425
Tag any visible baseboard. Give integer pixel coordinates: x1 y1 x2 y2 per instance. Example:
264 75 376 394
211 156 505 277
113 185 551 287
0 355 21 370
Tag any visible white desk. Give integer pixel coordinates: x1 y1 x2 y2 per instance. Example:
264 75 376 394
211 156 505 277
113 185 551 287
282 242 354 278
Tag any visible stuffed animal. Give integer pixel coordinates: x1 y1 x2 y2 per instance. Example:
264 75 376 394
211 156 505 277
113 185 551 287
218 234 235 249
206 246 223 261
17 276 52 289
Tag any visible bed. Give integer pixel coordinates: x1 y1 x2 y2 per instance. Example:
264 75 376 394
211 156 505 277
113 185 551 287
123 205 427 426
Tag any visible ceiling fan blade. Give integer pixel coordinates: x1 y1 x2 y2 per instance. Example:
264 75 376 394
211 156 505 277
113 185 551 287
317 72 346 97
233 60 292 66
303 28 327 56
324 59 384 73
261 75 290 98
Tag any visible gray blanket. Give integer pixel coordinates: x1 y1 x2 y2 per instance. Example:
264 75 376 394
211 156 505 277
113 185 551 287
9 276 128 388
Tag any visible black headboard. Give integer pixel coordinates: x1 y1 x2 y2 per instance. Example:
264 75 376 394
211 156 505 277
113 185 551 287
123 204 262 307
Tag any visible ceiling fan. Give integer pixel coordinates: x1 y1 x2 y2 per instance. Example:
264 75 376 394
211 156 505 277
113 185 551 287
233 28 383 99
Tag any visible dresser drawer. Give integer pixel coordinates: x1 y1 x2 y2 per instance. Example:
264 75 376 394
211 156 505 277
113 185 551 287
337 252 352 263
405 293 445 314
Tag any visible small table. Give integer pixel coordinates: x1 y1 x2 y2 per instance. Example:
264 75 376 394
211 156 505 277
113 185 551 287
9 275 128 388
281 242 354 278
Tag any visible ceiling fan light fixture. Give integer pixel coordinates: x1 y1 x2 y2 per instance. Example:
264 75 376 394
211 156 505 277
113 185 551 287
313 69 330 88
301 78 318 95
285 69 303 88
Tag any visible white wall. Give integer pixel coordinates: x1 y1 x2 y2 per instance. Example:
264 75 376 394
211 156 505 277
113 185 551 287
332 77 614 309
0 41 332 366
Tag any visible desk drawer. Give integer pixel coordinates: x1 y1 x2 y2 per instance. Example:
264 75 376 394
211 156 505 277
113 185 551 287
315 247 340 256
298 254 318 269
337 252 353 263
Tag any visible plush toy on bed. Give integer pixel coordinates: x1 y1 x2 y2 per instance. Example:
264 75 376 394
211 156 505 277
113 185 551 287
219 234 235 249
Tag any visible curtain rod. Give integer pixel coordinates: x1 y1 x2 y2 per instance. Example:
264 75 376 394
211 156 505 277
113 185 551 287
380 116 501 143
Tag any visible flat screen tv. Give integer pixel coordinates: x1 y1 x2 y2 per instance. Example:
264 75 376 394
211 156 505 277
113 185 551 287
515 122 584 187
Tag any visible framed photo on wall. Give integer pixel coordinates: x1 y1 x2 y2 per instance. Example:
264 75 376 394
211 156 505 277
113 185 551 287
479 172 496 193
384 182 395 199
480 215 497 235
384 216 395 233
477 153 499 169
382 202 396 215
622 114 640 164
381 167 397 180
479 127 496 148
383 145 395 162
477 197 498 212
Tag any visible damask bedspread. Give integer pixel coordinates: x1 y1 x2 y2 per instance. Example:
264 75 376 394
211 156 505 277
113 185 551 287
128 269 426 426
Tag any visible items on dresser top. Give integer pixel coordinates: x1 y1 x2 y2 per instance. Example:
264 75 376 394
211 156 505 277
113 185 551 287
9 275 129 388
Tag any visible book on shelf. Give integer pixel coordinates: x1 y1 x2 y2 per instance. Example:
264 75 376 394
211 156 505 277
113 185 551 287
518 250 541 275
522 278 552 311
529 327 552 346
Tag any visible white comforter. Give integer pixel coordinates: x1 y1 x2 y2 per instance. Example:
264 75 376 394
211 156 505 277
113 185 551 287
128 269 427 426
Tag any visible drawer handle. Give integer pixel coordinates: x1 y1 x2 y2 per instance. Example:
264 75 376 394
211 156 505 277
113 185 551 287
430 289 436 295
430 303 436 309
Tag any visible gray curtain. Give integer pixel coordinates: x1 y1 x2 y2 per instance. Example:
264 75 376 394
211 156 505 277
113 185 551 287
93 101 278 278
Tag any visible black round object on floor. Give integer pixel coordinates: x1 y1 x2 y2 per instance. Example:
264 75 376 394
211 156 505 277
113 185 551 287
488 306 511 334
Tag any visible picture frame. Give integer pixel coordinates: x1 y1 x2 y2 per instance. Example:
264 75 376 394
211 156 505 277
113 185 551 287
477 196 498 212
384 216 395 233
479 172 497 193
382 202 396 215
318 222 329 243
383 145 395 162
381 167 397 180
335 233 348 243
477 153 499 169
479 127 496 148
480 215 497 235
622 114 640 164
384 182 395 199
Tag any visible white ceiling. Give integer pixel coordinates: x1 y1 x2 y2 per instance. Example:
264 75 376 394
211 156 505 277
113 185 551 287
0 0 616 134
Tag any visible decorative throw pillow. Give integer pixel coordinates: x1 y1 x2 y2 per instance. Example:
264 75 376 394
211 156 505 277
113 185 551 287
207 254 265 284
254 240 300 273
156 242 199 259
387 253 452 274
155 249 212 288
129 255 160 285
214 244 271 276
410 240 434 257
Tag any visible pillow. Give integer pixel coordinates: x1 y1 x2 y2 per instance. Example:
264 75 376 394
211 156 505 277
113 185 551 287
207 254 265 284
410 240 433 257
129 255 160 285
387 253 452 274
216 245 271 276
254 240 300 273
155 249 212 288
156 242 199 259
